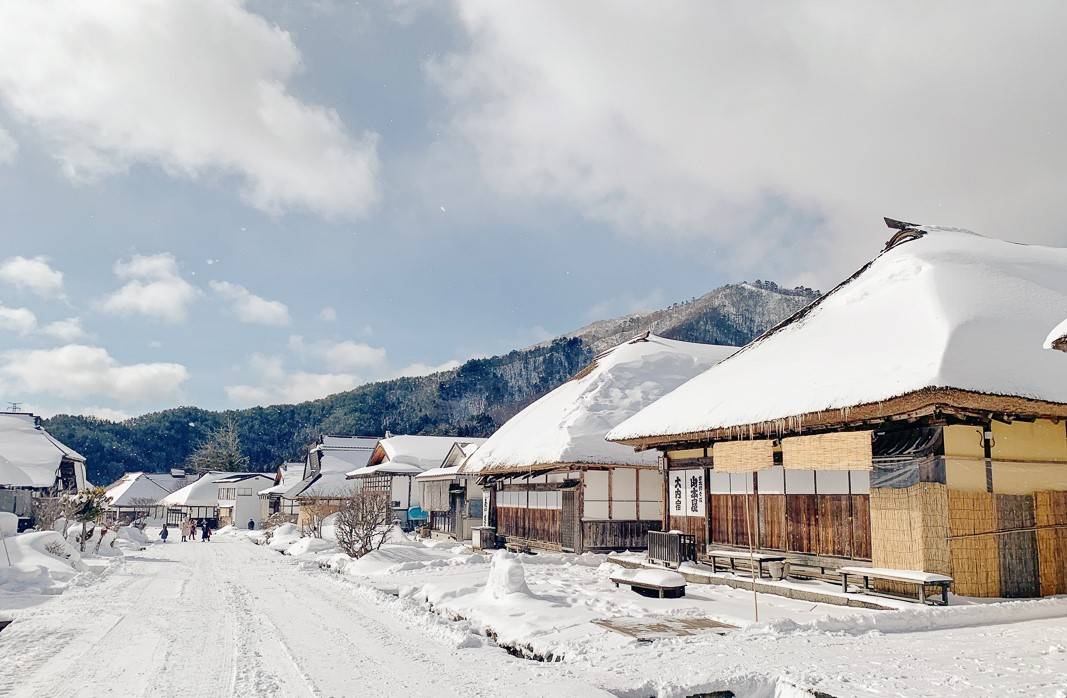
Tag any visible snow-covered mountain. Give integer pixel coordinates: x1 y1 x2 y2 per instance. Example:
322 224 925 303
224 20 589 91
544 281 819 354
47 281 818 484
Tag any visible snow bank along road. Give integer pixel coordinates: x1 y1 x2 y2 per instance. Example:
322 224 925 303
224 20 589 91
0 537 610 698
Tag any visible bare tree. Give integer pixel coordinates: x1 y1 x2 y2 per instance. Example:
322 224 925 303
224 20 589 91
299 500 333 539
32 496 75 532
333 491 393 558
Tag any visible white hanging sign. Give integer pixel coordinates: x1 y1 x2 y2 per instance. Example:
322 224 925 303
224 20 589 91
686 469 706 517
669 469 705 518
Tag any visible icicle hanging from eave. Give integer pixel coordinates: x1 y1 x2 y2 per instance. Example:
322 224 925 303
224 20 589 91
782 431 873 470
712 439 774 473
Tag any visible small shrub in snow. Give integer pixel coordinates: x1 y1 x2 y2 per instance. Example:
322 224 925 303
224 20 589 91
44 540 73 560
333 492 392 559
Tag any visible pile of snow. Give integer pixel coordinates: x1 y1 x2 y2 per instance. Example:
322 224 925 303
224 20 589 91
284 537 338 557
1 530 87 596
331 539 484 577
463 334 735 473
610 227 1067 441
114 525 148 550
267 523 302 552
759 596 1067 637
0 512 16 537
482 551 531 599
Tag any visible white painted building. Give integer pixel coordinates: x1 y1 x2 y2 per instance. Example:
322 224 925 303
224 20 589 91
215 473 274 528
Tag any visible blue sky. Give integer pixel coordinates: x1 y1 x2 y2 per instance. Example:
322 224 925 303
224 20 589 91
0 1 1065 419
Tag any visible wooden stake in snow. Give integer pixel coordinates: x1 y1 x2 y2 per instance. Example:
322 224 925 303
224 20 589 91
743 477 759 622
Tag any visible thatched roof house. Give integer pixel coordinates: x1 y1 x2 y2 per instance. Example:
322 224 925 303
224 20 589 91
608 224 1067 598
609 226 1067 448
464 333 736 553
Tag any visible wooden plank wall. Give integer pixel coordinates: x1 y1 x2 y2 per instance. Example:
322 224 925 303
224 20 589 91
497 507 561 545
707 492 872 560
758 495 786 550
786 495 818 553
852 495 872 560
669 515 706 549
709 495 730 546
582 520 661 550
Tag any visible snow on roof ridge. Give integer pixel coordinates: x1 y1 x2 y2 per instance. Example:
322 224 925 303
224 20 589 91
606 224 1067 443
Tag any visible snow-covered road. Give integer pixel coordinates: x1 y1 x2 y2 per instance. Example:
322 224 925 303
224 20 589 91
0 537 608 698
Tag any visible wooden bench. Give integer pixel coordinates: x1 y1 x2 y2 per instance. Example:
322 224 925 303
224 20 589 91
610 569 686 599
707 549 787 579
839 566 953 605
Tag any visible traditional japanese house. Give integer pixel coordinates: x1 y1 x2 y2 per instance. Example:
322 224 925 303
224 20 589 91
0 412 88 529
286 435 378 528
415 441 486 541
346 434 475 529
258 462 302 520
159 471 234 526
104 470 192 523
461 334 736 554
215 472 274 527
608 223 1067 598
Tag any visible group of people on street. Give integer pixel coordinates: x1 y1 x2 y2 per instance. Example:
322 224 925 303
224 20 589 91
159 518 211 543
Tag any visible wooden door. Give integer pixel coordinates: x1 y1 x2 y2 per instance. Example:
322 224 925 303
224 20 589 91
561 490 577 551
449 493 463 536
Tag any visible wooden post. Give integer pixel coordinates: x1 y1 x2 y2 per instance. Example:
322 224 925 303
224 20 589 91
743 473 759 622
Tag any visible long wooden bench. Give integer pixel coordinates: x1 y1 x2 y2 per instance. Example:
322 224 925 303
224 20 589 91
707 549 788 579
839 566 953 605
610 569 687 599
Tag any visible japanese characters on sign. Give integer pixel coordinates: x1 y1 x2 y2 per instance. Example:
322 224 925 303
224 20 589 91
668 469 705 517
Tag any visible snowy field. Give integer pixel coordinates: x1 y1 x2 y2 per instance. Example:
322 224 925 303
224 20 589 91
1 526 1067 697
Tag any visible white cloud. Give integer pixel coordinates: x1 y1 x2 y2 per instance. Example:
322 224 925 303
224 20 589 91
99 253 199 322
394 359 461 378
42 317 87 342
435 2 1067 280
0 123 15 164
318 306 337 322
209 280 290 326
288 334 387 371
225 352 358 406
0 304 37 335
0 1 378 219
0 256 63 297
0 344 188 402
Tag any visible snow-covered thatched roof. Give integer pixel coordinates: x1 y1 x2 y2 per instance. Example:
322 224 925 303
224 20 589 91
461 334 737 475
608 226 1067 447
105 471 191 507
159 472 232 507
0 412 84 488
364 435 486 471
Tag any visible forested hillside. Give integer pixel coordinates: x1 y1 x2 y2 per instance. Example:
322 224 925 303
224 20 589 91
46 282 817 485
